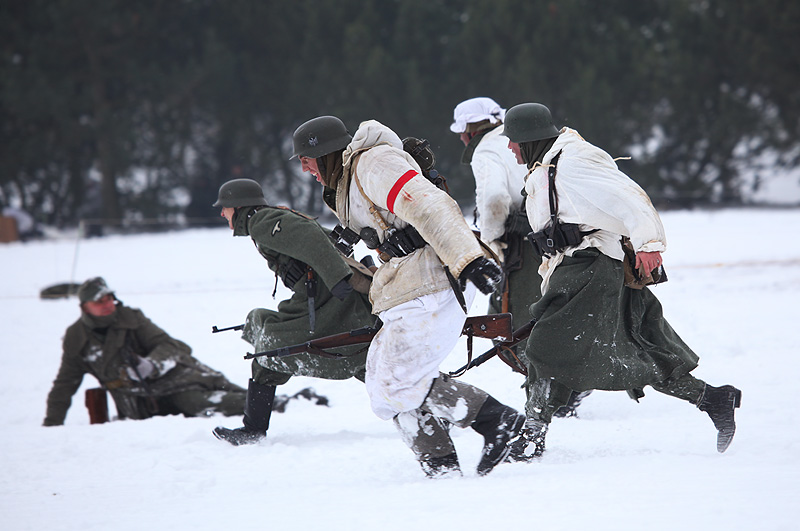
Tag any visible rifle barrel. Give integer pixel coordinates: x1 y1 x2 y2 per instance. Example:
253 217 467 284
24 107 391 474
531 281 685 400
212 324 245 333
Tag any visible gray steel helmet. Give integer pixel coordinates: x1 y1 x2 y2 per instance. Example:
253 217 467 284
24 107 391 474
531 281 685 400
291 116 351 159
78 277 114 304
212 178 268 208
502 103 560 143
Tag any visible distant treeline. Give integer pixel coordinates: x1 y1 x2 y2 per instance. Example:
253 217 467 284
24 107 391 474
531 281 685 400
2 0 798 227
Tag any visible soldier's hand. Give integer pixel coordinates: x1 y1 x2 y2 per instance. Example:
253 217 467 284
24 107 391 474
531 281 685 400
330 277 353 300
460 257 503 295
126 356 156 381
635 251 662 277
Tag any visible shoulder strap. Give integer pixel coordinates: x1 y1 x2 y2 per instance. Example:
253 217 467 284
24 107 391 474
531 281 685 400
351 154 391 231
547 150 563 227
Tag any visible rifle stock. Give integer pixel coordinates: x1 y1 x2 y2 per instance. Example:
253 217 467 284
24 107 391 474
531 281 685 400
244 313 513 360
449 318 536 377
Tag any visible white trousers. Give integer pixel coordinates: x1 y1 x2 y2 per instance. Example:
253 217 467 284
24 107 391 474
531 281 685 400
366 284 476 420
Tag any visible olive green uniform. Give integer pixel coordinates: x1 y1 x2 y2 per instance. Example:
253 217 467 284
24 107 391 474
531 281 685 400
44 305 246 425
523 250 704 421
232 205 374 386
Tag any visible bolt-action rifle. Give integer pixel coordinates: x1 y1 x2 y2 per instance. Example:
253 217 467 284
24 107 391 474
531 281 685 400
449 318 537 377
241 313 515 362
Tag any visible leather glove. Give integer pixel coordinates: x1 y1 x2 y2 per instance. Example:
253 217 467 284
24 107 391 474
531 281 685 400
460 257 503 295
126 356 156 381
330 277 354 300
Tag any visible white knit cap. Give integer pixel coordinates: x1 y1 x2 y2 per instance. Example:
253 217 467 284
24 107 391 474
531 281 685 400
449 97 506 133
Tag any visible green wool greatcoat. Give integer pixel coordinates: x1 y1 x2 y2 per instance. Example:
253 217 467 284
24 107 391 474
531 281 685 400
44 305 246 425
524 249 699 393
235 206 374 386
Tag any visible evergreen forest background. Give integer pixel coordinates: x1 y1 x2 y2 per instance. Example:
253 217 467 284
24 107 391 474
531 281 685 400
2 0 798 231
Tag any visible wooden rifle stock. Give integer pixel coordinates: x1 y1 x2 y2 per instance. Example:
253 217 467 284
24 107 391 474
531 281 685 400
449 318 536 377
244 313 513 360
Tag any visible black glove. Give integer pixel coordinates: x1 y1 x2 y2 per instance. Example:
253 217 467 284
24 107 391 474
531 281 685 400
460 257 503 295
330 277 353 300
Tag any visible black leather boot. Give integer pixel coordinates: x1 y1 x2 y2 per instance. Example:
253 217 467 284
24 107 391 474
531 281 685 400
213 380 276 446
471 396 526 476
697 384 742 453
394 408 461 479
420 452 461 479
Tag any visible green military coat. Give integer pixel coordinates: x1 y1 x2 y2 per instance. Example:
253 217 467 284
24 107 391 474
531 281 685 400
44 305 245 425
234 206 374 386
523 249 699 393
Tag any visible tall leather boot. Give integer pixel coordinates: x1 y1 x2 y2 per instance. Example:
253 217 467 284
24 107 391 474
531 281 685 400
422 374 524 476
394 408 461 478
213 379 276 446
697 384 742 453
471 396 527 476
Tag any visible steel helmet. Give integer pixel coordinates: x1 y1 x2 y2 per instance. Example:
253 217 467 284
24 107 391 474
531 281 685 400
78 277 114 304
291 116 352 159
502 103 560 143
212 178 268 208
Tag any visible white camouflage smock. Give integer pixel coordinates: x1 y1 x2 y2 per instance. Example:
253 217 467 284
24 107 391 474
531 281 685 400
524 127 667 293
335 120 484 419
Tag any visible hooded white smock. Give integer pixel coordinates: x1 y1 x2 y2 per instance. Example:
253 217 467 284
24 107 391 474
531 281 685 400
471 125 529 248
334 120 484 419
524 128 666 294
338 120 484 314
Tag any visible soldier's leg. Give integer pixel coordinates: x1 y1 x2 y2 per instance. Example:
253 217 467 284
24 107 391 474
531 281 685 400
213 361 287 446
651 373 742 453
394 408 460 478
554 390 594 418
422 374 525 477
369 288 523 476
508 376 572 462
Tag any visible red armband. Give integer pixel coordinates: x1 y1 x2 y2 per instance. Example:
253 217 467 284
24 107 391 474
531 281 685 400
386 170 418 214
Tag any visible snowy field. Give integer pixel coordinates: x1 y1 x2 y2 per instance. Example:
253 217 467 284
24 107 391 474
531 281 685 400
1 208 799 531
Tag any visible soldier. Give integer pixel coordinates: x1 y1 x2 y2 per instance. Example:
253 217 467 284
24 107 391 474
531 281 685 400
502 102 742 461
44 277 246 425
450 96 590 417
292 115 524 478
211 178 375 445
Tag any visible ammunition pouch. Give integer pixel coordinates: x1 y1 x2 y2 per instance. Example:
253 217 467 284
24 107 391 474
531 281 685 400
527 223 598 258
280 258 309 289
504 207 532 238
360 225 427 259
330 224 361 257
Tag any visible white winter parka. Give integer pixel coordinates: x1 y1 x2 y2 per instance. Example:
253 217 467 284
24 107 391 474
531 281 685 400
524 128 667 293
471 125 529 245
336 120 485 314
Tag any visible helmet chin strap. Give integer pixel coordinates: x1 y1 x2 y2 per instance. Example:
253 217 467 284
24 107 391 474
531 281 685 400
316 156 327 180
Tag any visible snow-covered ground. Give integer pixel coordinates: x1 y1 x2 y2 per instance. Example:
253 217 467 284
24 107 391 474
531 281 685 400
1 208 798 531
